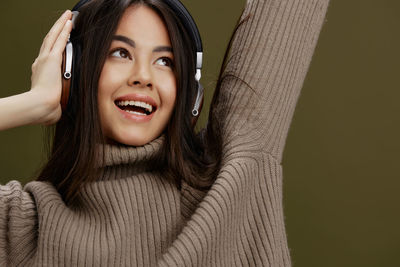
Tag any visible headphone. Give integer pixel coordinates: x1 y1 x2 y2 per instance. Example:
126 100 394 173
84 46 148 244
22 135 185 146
61 0 204 119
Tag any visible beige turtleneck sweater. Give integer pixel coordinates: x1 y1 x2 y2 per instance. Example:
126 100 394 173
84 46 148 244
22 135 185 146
0 0 330 266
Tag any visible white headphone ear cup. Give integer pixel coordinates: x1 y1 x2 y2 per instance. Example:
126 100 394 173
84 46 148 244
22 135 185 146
61 42 73 111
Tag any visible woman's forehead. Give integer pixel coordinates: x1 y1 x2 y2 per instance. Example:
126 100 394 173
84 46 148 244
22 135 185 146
115 5 172 47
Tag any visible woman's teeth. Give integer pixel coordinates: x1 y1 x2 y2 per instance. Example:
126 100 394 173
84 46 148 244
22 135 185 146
116 100 153 113
125 110 147 116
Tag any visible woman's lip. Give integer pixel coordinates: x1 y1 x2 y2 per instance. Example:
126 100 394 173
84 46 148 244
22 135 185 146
115 104 155 123
115 93 157 108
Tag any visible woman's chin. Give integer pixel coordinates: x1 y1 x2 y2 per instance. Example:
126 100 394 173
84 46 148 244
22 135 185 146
105 131 158 147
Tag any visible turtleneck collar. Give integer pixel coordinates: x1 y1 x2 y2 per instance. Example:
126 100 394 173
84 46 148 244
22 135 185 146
96 134 165 169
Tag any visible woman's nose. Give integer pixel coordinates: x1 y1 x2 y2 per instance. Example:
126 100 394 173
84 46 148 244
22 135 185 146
128 61 152 88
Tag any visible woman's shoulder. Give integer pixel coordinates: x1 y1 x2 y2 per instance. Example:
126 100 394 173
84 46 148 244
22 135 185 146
0 180 34 202
0 180 45 265
0 179 61 208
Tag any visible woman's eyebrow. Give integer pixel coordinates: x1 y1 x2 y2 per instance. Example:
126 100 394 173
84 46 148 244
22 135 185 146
153 46 173 53
113 35 173 53
114 35 136 47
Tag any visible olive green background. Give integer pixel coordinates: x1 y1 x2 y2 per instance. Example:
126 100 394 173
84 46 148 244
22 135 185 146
0 1 399 266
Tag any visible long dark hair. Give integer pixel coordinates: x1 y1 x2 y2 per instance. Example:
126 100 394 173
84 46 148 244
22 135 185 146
37 0 223 207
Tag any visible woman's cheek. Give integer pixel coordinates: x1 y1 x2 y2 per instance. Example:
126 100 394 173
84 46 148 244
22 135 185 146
100 60 130 86
162 75 177 107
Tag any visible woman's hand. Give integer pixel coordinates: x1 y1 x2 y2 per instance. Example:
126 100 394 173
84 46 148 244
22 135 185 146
30 10 73 125
0 10 73 131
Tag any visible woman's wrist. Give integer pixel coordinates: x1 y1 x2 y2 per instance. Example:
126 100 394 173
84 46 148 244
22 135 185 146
0 90 59 131
27 89 61 126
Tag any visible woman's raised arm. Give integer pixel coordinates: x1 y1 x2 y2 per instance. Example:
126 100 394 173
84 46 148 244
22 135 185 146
211 0 330 162
0 10 72 131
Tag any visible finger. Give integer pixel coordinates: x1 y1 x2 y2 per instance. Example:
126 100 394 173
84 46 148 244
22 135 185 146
39 10 72 54
52 20 73 56
40 10 72 54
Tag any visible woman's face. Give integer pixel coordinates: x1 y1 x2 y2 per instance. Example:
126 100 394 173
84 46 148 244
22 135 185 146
98 5 176 146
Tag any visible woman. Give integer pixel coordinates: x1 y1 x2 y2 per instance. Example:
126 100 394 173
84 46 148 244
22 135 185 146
0 0 330 266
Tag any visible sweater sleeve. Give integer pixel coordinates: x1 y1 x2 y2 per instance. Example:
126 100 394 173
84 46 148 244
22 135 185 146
210 0 330 163
0 180 38 266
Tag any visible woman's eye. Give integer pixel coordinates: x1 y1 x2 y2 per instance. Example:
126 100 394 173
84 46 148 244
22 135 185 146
156 57 174 68
110 49 130 59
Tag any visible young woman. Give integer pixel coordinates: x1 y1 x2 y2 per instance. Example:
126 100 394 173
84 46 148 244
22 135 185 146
0 0 330 266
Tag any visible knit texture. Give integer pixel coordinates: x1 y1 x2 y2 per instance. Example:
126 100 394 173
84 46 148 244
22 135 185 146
0 0 330 266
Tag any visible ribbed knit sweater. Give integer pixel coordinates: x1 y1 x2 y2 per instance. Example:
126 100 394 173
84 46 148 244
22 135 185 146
0 0 330 266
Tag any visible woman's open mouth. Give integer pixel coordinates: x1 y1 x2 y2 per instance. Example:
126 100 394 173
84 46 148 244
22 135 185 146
115 100 156 116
